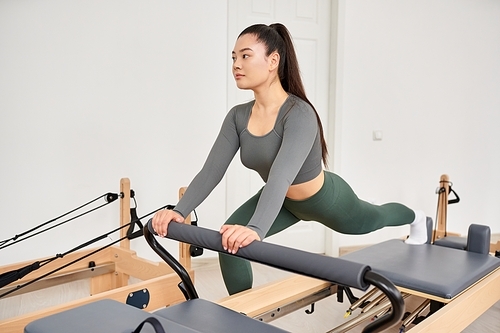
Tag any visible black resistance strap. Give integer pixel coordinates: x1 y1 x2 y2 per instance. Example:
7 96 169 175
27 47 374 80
433 181 461 240
0 204 173 297
126 191 174 241
0 192 120 250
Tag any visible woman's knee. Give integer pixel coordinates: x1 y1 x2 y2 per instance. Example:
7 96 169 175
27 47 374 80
218 253 253 295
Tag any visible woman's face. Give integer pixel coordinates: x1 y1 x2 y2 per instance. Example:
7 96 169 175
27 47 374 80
231 34 277 91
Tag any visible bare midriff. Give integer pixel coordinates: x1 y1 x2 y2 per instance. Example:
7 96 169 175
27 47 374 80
286 171 324 201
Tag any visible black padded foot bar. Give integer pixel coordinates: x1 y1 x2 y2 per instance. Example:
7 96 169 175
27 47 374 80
163 221 371 290
144 221 405 333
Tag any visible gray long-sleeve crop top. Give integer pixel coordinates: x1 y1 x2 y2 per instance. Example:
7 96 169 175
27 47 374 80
173 94 323 239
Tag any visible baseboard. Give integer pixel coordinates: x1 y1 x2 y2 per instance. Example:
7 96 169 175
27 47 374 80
338 244 372 256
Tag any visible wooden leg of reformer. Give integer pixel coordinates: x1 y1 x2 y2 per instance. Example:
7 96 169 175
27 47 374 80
178 187 191 270
90 178 131 295
433 174 449 242
433 174 462 241
119 178 131 250
117 178 131 286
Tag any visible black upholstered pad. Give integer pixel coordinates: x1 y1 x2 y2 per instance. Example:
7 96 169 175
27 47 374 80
24 299 199 333
154 298 288 333
165 222 371 290
25 298 288 333
341 239 500 299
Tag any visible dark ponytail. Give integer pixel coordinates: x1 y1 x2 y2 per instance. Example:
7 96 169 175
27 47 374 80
239 23 329 167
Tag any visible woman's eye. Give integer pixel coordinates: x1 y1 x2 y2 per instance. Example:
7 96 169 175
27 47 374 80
242 54 249 59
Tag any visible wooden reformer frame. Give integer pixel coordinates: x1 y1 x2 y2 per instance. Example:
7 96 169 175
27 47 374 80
0 178 193 333
432 174 461 241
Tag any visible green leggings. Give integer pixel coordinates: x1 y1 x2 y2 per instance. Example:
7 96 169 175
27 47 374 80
219 171 415 295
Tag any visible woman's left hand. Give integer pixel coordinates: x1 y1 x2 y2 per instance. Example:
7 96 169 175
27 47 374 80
220 225 260 254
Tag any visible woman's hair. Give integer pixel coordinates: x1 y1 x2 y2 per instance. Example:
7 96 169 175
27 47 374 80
239 23 328 167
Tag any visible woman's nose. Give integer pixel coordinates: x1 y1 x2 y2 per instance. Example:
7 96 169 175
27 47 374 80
233 59 241 70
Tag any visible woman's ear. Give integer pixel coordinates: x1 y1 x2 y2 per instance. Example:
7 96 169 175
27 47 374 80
268 52 280 71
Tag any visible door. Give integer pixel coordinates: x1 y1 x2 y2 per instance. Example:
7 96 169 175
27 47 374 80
226 0 331 253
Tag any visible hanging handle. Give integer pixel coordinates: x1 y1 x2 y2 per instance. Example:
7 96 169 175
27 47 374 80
448 187 460 204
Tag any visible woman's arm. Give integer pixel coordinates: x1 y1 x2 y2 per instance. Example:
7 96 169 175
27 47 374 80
222 100 319 253
152 108 240 237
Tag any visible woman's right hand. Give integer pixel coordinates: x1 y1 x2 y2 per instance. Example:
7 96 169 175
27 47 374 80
152 209 184 237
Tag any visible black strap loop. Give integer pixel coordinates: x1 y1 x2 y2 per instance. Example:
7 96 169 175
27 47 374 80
127 207 144 240
132 317 166 333
448 187 460 204
0 204 173 298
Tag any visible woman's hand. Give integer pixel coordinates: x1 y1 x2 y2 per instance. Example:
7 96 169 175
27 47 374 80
220 225 261 254
152 209 184 237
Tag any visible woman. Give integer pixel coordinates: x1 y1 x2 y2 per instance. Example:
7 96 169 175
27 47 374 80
152 23 427 295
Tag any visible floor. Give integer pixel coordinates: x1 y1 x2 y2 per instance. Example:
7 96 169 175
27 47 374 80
192 257 500 333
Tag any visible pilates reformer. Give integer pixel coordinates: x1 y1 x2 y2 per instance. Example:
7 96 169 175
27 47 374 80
24 220 405 333
22 219 500 333
0 180 195 333
19 176 500 332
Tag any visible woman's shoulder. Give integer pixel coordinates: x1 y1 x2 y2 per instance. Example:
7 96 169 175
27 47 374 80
228 99 253 117
225 99 254 131
281 94 316 123
230 99 254 111
287 94 314 113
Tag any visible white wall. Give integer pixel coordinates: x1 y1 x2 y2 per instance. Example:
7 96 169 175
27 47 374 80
1 0 499 267
0 0 228 265
331 0 500 247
